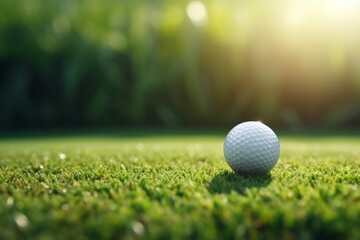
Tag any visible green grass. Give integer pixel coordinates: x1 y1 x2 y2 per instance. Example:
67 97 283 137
0 133 359 240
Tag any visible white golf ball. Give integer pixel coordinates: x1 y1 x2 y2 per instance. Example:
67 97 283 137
223 121 280 174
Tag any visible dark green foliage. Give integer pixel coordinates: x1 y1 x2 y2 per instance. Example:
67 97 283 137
0 0 360 129
0 133 359 239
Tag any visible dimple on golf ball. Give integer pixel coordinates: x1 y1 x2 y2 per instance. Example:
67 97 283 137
223 121 280 174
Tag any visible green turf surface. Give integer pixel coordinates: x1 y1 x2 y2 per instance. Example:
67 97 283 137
0 133 359 240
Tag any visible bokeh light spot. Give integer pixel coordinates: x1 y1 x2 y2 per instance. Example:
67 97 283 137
107 32 127 51
14 213 29 229
186 1 207 27
58 153 66 160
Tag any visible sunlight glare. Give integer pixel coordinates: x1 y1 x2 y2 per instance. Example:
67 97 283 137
328 0 356 14
286 9 306 26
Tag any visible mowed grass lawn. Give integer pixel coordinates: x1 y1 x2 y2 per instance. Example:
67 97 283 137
0 132 359 240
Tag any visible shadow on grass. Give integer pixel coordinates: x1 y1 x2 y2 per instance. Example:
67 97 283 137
207 171 273 194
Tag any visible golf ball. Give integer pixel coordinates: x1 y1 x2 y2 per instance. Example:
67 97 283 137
223 121 280 174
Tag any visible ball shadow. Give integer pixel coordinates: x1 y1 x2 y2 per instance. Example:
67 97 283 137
207 171 273 194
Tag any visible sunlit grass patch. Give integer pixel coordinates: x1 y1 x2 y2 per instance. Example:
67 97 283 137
0 133 359 239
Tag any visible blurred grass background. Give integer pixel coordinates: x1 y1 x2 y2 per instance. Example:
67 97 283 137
1 0 360 130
